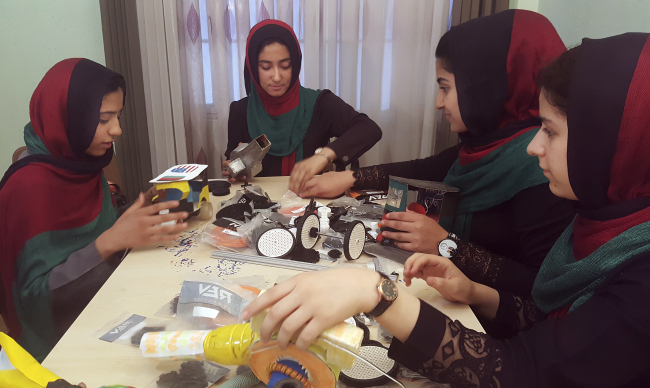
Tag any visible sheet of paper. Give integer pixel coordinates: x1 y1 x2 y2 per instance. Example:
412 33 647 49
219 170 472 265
150 164 208 183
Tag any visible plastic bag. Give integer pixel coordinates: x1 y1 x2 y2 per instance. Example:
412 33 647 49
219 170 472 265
242 184 269 200
235 213 266 248
347 203 384 220
201 223 248 251
156 276 265 320
322 232 344 249
94 312 181 347
144 360 230 387
175 277 257 330
326 196 362 208
278 190 306 215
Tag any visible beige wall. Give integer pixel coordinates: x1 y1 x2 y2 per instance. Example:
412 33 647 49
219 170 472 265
512 0 650 47
0 1 105 174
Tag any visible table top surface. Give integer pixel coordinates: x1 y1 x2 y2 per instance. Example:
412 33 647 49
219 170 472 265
42 176 483 388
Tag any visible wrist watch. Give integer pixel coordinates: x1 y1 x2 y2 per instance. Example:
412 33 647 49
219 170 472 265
365 272 398 318
438 233 459 258
314 147 333 163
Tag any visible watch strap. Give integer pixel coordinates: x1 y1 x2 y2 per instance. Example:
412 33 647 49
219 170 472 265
315 148 333 163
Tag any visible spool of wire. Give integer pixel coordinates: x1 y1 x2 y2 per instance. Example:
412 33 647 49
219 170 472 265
267 359 310 388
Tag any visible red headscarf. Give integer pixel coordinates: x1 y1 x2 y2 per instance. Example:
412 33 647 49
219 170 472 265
244 19 302 116
0 59 123 337
439 10 565 164
566 34 650 260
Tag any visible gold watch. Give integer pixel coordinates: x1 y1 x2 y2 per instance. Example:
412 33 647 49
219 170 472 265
314 147 333 163
365 272 398 318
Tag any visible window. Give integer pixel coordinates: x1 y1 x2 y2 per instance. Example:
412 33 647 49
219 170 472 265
197 0 395 111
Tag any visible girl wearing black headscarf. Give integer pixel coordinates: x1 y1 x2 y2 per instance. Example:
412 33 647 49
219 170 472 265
299 10 576 299
223 20 382 190
243 32 650 387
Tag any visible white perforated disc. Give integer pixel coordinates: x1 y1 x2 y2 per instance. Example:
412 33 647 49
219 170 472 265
341 345 395 379
299 214 320 249
344 222 366 260
257 228 295 257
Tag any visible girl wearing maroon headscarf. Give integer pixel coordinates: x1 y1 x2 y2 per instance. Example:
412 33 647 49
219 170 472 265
295 11 576 304
223 20 382 192
243 33 650 386
0 59 188 360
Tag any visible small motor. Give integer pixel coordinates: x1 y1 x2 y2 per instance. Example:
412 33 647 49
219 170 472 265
227 134 272 179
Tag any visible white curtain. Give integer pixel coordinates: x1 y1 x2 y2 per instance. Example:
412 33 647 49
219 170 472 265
166 0 452 176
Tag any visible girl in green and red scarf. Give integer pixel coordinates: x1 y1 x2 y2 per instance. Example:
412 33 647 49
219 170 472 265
243 33 650 386
223 20 382 193
295 11 576 301
0 59 189 361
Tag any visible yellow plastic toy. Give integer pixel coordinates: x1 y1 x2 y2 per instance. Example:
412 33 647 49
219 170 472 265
151 164 213 221
140 315 365 388
0 332 61 388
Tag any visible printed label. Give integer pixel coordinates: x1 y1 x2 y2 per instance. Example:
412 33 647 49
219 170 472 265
100 314 146 342
140 330 209 359
178 281 244 316
193 306 220 319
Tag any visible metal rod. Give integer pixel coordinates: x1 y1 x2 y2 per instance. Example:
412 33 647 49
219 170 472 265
211 251 330 272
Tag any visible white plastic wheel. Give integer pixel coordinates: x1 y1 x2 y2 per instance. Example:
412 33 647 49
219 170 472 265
344 221 366 260
299 214 320 249
257 228 295 258
198 201 214 220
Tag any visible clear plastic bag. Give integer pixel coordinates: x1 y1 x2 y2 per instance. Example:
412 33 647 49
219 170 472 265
175 277 257 330
201 223 248 251
242 184 268 199
94 312 183 347
143 360 230 387
236 213 266 248
348 203 384 220
322 233 344 249
278 190 307 216
326 196 362 208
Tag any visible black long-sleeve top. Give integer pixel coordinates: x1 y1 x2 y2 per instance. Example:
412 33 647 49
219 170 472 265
353 144 577 296
225 90 382 176
388 254 650 387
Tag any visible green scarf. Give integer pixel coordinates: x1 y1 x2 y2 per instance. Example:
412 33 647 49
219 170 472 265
246 83 321 162
440 128 548 239
532 218 650 314
24 123 50 155
14 178 117 361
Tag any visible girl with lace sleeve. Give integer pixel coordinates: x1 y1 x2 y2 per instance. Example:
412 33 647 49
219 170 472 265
296 10 575 301
241 30 650 387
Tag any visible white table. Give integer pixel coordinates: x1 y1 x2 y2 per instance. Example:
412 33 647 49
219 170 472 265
42 177 483 388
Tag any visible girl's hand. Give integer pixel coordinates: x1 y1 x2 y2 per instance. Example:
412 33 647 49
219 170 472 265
380 210 448 253
96 193 188 258
221 160 246 183
289 155 330 195
143 185 164 205
297 170 356 198
403 253 476 304
241 268 380 350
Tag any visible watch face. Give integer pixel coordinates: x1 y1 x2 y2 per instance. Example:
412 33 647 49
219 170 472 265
380 279 398 301
438 239 457 258
315 147 323 155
